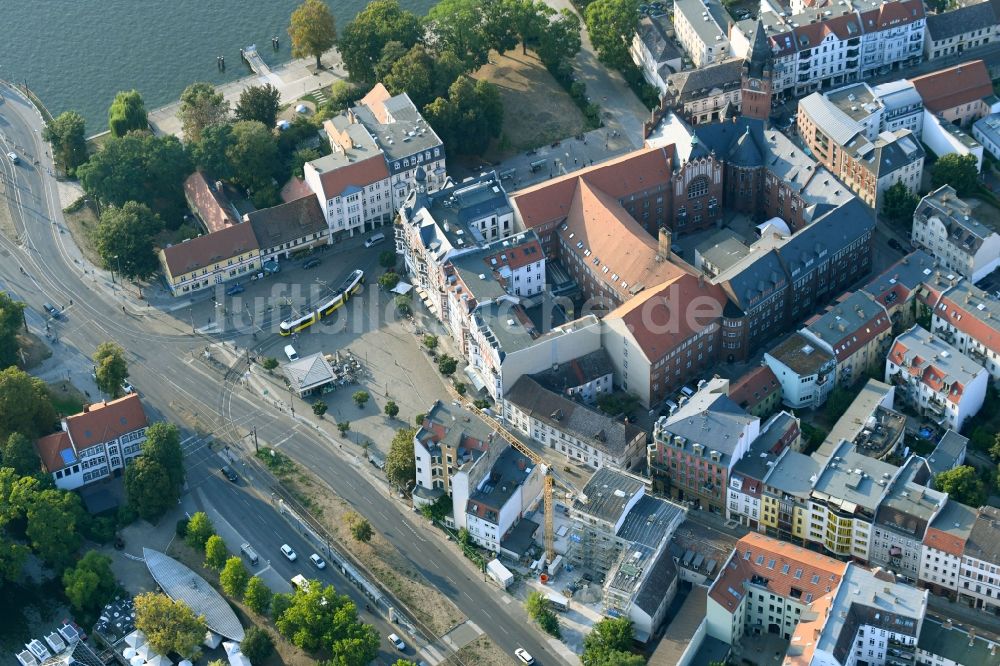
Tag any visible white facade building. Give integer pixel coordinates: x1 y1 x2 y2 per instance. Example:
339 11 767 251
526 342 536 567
764 333 837 409
912 186 1000 284
673 0 733 68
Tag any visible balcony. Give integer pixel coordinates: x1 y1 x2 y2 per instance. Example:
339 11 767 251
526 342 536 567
925 400 946 416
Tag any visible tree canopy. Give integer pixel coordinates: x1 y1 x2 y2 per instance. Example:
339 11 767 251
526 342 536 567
581 618 642 666
93 341 130 398
536 9 582 68
289 0 338 69
235 84 283 129
275 580 379 662
244 575 273 615
185 511 215 550
220 556 250 597
2 433 40 477
43 111 89 176
0 367 56 439
931 153 979 196
63 550 117 613
881 181 919 225
385 428 416 489
178 82 229 144
143 422 185 492
94 201 163 281
134 592 208 660
0 291 26 370
226 120 280 205
239 627 274 664
339 0 423 82
125 456 176 521
585 0 640 71
191 123 235 180
204 534 228 570
26 488 84 571
426 0 489 70
108 90 149 137
424 76 503 155
934 465 987 506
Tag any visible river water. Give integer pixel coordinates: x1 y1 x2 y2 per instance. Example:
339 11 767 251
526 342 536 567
3 0 433 134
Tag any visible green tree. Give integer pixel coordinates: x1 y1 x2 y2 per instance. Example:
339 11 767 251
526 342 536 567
325 81 364 114
185 511 215 550
62 550 116 613
524 591 561 637
235 83 282 129
125 457 175 521
262 357 279 371
239 626 274 663
292 147 322 179
385 427 416 489
934 465 987 506
0 292 25 370
93 341 130 398
582 617 642 666
378 250 397 269
824 387 856 422
509 0 554 55
424 76 503 155
414 413 426 427
0 367 57 439
134 592 208 660
395 294 412 316
337 421 351 436
384 401 399 418
220 556 250 598
989 432 1000 460
289 0 338 69
379 271 400 290
26 488 83 571
108 90 149 137
226 120 279 194
43 111 88 176
275 580 379 660
204 534 228 570
0 535 29 583
0 467 39 526
179 82 229 143
191 123 235 179
437 354 458 375
426 0 489 69
244 576 273 615
536 9 582 68
78 132 191 218
585 0 640 71
143 422 185 492
348 514 373 542
383 45 437 109
94 202 163 280
312 401 328 417
423 334 438 350
2 432 39 477
271 592 294 621
881 181 919 225
339 0 423 82
352 390 370 408
931 153 979 196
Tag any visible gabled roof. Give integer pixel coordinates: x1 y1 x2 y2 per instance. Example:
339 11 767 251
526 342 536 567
35 431 72 473
862 249 937 309
245 195 327 250
665 58 743 103
160 222 259 277
911 59 993 113
657 381 758 464
184 172 239 234
803 291 891 362
888 325 985 404
310 153 391 199
65 394 147 451
925 1 994 41
729 365 781 412
924 499 976 556
745 19 771 79
283 353 336 392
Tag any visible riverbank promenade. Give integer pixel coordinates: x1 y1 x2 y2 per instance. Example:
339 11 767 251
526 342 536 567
147 46 345 137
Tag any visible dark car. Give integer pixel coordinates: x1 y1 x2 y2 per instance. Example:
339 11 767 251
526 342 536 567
226 283 245 296
888 238 904 252
303 257 321 269
221 466 239 483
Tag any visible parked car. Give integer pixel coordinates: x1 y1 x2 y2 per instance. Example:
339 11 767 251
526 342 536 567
515 648 535 664
121 381 135 395
7 151 18 164
302 257 321 269
43 302 60 318
888 238 904 252
221 466 239 483
309 553 326 569
280 544 297 561
388 634 406 651
226 283 245 295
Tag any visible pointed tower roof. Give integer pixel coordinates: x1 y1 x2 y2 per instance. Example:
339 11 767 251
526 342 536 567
728 126 764 166
689 134 711 160
745 19 770 80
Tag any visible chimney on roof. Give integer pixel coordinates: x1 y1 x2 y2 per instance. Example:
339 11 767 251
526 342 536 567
658 227 672 260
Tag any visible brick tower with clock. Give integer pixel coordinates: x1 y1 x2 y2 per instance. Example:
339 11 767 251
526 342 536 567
741 20 773 122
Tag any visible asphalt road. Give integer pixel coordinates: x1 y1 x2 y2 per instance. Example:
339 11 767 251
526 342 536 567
0 84 572 666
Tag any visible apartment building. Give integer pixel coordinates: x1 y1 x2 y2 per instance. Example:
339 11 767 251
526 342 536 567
910 59 997 127
304 83 444 238
649 377 760 513
244 195 330 263
729 0 925 103
673 0 733 67
35 395 148 491
869 457 947 581
923 1 1000 61
916 617 1000 666
729 365 783 418
973 112 1000 161
764 332 837 409
871 80 925 136
801 290 893 387
465 445 543 553
760 449 822 544
661 58 744 125
504 375 646 471
912 186 1000 283
923 277 1000 382
861 249 938 330
798 92 924 210
919 499 977 598
885 324 988 431
726 411 801 529
632 14 684 94
926 429 968 480
526 348 614 405
958 506 1000 613
159 222 260 296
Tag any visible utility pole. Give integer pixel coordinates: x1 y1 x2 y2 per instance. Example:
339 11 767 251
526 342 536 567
288 384 295 417
252 426 258 453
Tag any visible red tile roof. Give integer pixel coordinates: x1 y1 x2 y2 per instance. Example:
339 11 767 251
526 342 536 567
35 431 72 473
280 176 314 203
938 293 1000 357
924 525 967 558
860 0 924 32
358 83 393 124
511 146 676 230
729 365 780 411
184 172 239 233
911 60 993 113
484 238 543 272
160 222 260 278
313 153 390 200
66 395 148 450
606 274 727 362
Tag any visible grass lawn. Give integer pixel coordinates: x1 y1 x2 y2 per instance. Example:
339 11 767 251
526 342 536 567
47 379 87 417
15 331 52 370
62 198 103 268
473 49 585 160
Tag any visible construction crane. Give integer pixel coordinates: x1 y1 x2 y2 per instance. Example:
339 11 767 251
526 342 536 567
444 385 580 565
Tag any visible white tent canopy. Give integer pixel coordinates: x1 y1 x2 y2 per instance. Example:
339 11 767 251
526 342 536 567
223 641 251 666
203 631 222 649
390 281 413 295
122 648 137 660
135 644 153 660
124 631 147 648
130 656 145 666
146 654 173 666
178 660 193 666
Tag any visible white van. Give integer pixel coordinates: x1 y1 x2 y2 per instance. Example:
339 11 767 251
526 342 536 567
240 543 259 565
284 345 299 361
364 232 386 248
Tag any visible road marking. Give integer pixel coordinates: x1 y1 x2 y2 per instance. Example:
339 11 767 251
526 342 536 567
271 431 296 448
